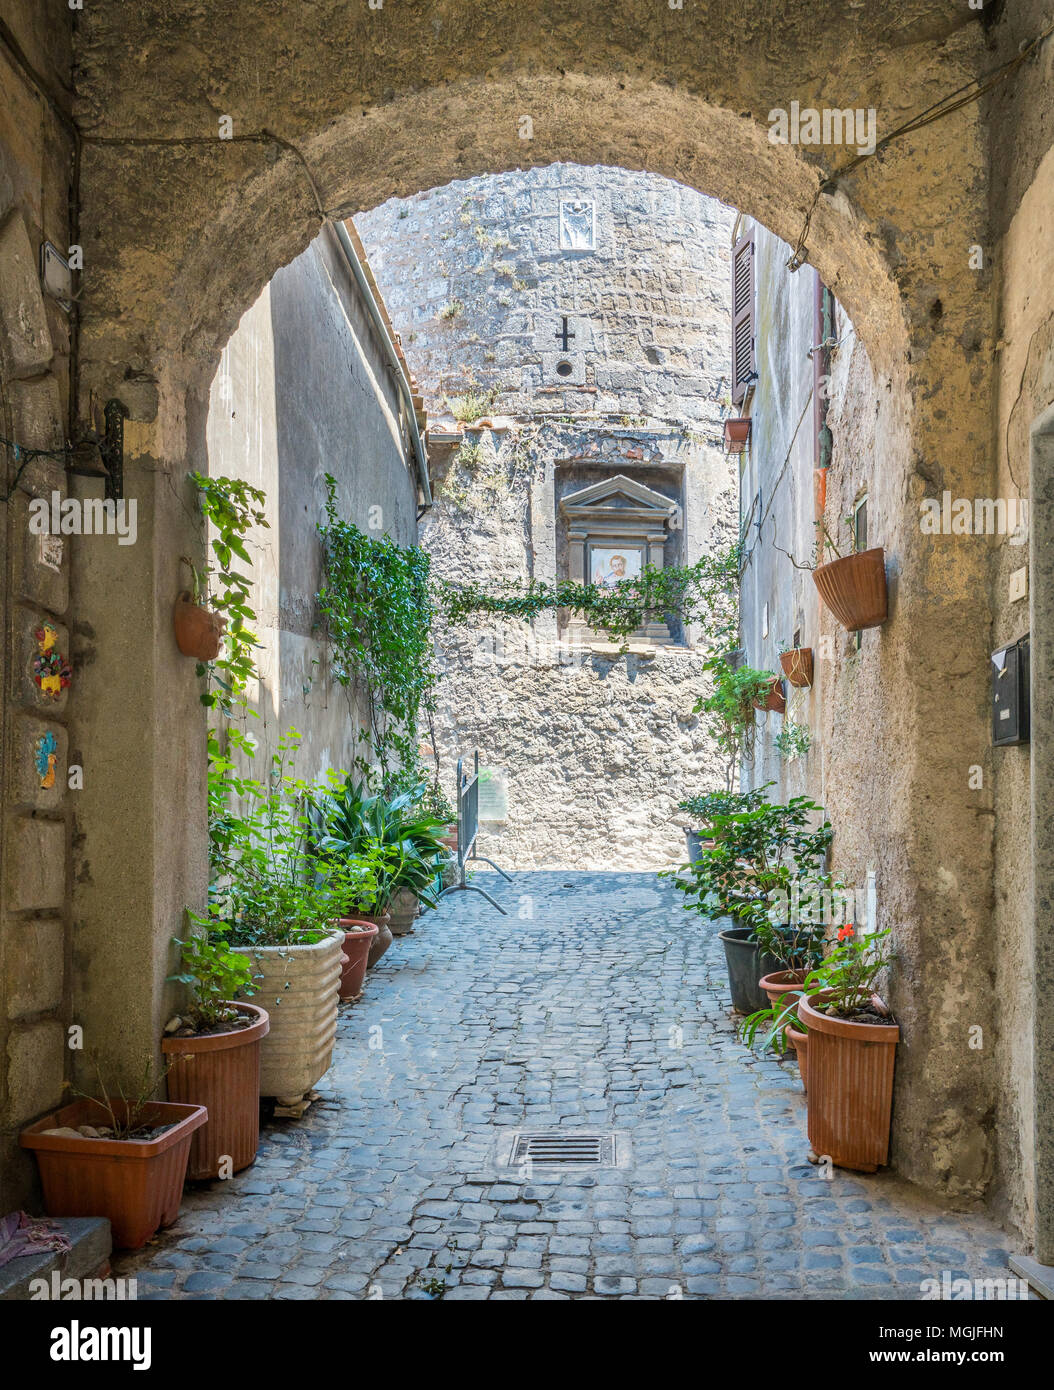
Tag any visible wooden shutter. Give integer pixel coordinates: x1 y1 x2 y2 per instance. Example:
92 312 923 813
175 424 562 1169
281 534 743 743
731 231 755 406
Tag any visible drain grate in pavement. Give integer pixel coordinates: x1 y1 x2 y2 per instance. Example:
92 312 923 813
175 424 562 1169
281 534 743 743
508 1132 618 1166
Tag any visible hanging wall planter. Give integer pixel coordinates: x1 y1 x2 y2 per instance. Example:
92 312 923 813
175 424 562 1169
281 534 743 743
812 548 888 632
779 647 814 688
723 417 752 454
752 675 786 714
173 591 227 661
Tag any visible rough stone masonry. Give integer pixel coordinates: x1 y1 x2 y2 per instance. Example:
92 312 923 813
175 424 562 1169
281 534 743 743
357 165 739 869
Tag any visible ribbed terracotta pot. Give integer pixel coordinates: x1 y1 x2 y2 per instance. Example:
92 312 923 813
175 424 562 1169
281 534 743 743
812 548 888 631
797 990 899 1171
389 888 420 937
20 1098 207 1249
162 1002 269 1180
242 930 343 1104
361 911 393 968
779 647 814 688
337 920 378 1000
173 592 226 660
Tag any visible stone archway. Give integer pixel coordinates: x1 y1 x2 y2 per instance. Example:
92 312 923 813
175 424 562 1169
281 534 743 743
68 5 1001 1214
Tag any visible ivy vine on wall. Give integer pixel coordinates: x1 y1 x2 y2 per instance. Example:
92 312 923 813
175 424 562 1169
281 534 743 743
433 542 742 648
316 473 437 785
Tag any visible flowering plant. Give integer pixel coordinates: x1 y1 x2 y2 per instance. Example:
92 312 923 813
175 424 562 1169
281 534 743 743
800 926 895 1017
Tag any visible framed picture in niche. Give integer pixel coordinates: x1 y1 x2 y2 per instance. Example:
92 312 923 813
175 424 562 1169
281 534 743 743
589 544 643 590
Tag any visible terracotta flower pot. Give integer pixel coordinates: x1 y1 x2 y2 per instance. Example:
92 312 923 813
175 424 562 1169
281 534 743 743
723 416 751 454
173 591 226 660
161 1002 269 1180
752 676 786 713
758 969 806 1006
779 647 813 688
389 888 420 937
812 548 888 631
241 930 343 1104
796 990 899 1171
360 911 393 968
337 919 379 1000
785 1024 809 1091
20 1098 207 1249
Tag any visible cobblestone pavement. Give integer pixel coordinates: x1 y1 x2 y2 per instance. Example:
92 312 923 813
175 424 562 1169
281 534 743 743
119 872 1014 1300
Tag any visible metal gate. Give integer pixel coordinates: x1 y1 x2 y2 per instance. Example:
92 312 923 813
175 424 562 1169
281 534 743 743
437 751 511 914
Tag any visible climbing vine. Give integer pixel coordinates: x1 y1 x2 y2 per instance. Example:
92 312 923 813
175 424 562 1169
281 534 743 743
187 471 269 716
434 542 742 647
316 474 437 784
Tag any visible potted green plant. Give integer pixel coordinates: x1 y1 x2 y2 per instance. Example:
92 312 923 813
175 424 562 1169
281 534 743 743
162 932 270 1179
797 926 898 1171
775 720 811 761
667 795 832 1014
736 878 838 1086
20 1061 206 1249
676 784 772 862
315 778 448 941
694 656 778 790
203 736 347 1107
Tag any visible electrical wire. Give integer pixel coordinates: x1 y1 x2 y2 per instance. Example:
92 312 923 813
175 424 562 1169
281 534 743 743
787 19 1054 270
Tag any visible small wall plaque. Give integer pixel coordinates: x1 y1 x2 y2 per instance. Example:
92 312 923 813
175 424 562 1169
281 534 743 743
559 199 596 251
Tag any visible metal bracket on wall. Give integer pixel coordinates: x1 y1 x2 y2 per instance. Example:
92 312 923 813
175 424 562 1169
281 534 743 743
101 398 128 503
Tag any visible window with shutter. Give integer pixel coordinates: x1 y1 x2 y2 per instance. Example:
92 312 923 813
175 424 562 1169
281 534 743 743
731 231 756 407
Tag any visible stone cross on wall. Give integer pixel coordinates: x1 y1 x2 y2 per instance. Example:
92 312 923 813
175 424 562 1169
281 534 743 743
556 316 575 351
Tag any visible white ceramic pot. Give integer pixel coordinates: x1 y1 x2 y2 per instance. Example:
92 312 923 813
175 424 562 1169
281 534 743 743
243 929 343 1104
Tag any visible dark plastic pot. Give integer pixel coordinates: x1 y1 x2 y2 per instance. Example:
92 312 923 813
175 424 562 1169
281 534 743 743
718 927 783 1014
685 830 715 863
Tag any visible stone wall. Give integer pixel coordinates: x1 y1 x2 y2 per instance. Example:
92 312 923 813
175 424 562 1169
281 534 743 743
0 3 77 1210
987 0 1054 1261
358 164 734 430
204 224 420 786
358 167 738 869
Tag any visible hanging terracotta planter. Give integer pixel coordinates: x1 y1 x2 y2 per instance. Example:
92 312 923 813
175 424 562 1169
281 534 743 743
797 990 899 1172
173 591 227 661
812 549 888 632
161 1002 269 1181
723 416 751 454
20 1098 206 1249
779 647 814 688
752 676 786 713
337 919 379 1000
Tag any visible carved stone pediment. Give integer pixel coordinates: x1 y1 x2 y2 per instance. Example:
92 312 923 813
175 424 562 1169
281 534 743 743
559 473 676 526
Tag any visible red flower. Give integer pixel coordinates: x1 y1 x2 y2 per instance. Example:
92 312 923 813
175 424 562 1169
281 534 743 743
837 924 855 941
